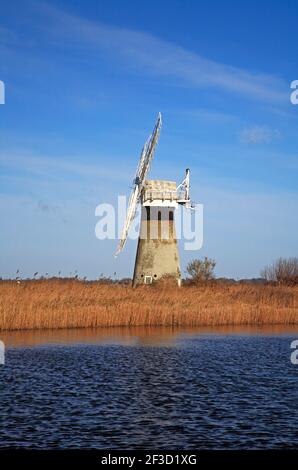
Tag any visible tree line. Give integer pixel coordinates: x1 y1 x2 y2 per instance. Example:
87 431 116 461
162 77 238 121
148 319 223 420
186 256 298 286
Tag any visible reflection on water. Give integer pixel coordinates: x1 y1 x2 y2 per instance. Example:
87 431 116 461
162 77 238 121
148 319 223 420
2 324 298 348
1 326 298 449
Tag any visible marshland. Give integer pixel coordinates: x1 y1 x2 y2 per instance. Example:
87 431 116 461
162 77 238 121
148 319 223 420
0 278 297 331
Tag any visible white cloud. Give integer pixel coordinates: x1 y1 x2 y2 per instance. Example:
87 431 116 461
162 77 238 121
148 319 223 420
31 1 287 104
240 126 281 144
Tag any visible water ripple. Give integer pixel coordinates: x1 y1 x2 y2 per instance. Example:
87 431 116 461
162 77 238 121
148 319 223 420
1 335 298 449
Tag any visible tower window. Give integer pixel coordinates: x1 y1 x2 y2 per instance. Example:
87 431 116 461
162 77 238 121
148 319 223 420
158 211 161 239
169 210 174 237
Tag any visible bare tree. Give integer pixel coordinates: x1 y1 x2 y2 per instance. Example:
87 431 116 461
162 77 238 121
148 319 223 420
186 257 216 283
261 257 298 285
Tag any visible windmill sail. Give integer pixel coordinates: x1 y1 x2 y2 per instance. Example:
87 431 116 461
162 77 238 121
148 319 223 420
115 113 162 256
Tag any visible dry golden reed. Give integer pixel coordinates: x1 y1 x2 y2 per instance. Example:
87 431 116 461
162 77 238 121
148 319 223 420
0 279 297 331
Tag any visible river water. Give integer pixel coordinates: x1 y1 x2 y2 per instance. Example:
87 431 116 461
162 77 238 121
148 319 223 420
1 326 298 449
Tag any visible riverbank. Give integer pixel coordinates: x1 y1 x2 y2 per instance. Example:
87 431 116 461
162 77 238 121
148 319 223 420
0 279 297 331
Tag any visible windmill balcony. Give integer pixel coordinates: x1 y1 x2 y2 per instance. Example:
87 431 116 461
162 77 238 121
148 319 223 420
142 180 178 207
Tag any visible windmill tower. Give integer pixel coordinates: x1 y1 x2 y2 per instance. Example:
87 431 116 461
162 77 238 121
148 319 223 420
115 113 191 286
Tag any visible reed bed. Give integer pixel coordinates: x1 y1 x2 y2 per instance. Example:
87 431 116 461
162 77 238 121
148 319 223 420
0 279 297 331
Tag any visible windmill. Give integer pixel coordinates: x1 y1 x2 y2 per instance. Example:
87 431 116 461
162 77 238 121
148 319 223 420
115 113 191 287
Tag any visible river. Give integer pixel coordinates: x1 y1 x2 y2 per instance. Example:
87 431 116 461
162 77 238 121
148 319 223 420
1 326 298 449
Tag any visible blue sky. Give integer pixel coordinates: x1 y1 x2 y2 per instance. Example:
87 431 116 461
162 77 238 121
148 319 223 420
0 0 297 279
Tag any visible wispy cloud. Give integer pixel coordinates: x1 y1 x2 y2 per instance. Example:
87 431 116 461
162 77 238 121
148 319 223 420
240 126 281 144
178 107 238 124
0 152 130 184
0 26 18 45
30 1 287 104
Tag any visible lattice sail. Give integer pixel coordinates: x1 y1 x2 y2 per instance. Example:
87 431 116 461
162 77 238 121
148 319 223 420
115 113 162 256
